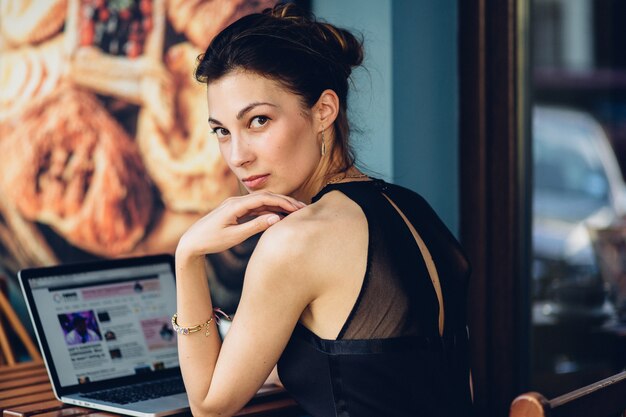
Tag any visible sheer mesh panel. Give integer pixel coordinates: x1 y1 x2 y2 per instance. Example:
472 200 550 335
334 183 441 340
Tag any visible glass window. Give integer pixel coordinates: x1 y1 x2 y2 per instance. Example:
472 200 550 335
531 0 626 396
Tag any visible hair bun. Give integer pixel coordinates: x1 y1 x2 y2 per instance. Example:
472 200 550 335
264 3 363 75
264 2 310 23
317 23 364 73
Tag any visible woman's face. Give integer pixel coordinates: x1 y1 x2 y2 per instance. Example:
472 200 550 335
207 71 321 198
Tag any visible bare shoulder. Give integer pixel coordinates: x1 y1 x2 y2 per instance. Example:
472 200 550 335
248 190 367 287
259 190 365 253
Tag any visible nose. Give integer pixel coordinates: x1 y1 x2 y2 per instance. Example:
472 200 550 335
228 135 254 168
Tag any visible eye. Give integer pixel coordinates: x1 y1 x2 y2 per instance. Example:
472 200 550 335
249 115 270 128
211 127 230 139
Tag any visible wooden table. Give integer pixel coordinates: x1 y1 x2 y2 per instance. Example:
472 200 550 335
0 362 303 417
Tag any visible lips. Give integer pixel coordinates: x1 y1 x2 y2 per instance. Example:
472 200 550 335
242 174 269 189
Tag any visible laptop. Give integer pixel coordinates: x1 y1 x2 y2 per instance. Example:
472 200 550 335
19 254 190 417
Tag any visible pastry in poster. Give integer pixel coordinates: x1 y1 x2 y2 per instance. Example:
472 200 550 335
0 34 67 122
166 0 276 50
0 86 154 257
137 42 239 212
66 0 176 131
0 0 68 47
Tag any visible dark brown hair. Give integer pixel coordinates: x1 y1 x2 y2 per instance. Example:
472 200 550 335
195 3 364 170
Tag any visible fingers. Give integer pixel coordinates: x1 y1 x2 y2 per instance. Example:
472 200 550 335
229 192 306 220
177 191 305 255
251 192 305 211
227 191 305 238
245 206 293 218
232 213 283 238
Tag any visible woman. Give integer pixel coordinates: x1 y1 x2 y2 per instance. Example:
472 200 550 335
174 4 473 416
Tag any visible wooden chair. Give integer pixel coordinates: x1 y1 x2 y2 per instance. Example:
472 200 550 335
510 371 626 417
0 275 41 365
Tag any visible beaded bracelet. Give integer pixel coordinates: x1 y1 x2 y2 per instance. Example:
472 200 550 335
171 308 231 337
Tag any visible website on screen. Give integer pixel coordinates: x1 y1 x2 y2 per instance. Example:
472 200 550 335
30 264 178 387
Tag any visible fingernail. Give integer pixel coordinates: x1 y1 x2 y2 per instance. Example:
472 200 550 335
297 201 307 207
267 214 280 225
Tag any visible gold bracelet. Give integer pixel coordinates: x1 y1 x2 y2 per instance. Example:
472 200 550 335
171 313 214 337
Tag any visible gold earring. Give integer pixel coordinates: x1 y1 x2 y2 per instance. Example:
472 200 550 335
321 130 326 156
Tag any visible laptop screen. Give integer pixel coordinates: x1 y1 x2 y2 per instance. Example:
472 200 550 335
24 259 178 388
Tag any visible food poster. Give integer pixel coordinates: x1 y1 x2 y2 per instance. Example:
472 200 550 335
0 0 276 288
0 0 282 315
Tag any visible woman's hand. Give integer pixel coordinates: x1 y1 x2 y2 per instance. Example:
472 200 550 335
176 191 306 258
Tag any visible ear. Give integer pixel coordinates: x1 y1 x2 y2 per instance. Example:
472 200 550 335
313 89 340 133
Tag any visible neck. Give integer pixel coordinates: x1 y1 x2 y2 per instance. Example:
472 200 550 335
291 148 357 203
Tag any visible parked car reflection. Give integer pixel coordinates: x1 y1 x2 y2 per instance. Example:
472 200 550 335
533 106 626 324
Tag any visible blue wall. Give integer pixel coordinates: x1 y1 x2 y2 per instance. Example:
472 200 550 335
312 0 394 182
392 1 459 234
312 0 459 234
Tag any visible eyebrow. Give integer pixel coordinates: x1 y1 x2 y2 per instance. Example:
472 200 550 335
208 102 278 125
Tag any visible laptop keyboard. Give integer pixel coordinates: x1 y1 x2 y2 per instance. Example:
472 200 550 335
83 377 186 404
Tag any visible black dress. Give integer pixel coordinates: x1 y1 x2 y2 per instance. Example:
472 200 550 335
277 179 473 417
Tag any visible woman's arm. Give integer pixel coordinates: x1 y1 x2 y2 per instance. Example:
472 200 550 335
175 251 219 411
175 192 312 416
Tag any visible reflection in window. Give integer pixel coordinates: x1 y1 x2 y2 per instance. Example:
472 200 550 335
534 108 609 202
531 0 626 397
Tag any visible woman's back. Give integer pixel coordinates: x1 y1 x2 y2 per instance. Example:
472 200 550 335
278 179 472 417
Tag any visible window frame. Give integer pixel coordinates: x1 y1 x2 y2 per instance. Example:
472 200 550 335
459 0 533 415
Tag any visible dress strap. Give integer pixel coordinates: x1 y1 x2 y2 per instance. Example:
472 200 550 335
311 178 381 203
